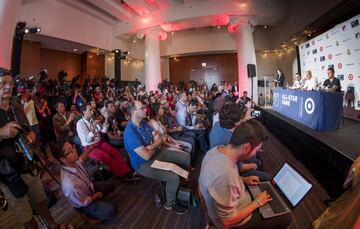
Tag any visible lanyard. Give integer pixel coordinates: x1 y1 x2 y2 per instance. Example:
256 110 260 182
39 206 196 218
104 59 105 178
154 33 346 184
129 121 153 146
62 165 93 192
81 118 93 132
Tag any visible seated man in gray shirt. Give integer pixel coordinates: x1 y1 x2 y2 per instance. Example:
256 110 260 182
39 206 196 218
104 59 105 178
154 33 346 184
52 141 116 222
199 120 290 229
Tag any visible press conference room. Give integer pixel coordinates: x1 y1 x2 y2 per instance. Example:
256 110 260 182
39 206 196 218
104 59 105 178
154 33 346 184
0 0 359 228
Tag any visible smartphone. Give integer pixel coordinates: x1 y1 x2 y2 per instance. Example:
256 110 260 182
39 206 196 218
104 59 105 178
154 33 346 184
251 110 261 117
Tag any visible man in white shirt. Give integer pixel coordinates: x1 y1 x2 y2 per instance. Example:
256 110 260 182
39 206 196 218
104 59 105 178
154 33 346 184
175 92 209 154
76 104 130 177
290 73 303 89
302 70 318 91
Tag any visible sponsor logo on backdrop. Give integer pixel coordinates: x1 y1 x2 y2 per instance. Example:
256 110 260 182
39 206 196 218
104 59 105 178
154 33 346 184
355 48 360 52
326 45 333 48
348 74 353 80
273 93 280 107
312 49 317 54
351 19 359 28
355 32 360 39
346 63 355 66
307 51 310 55
335 53 343 56
320 47 324 52
314 58 317 62
328 64 334 69
326 34 329 39
332 30 339 35
328 54 333 60
305 43 310 48
342 25 347 31
337 74 344 80
358 101 360 108
320 56 325 61
336 41 340 46
338 63 342 69
347 49 351 55
322 66 325 70
312 40 315 45
301 45 304 49
317 38 323 42
342 38 352 42
305 98 315 114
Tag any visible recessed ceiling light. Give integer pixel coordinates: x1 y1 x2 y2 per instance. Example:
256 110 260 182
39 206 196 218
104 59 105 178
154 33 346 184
217 26 221 29
264 25 267 29
73 48 78 52
202 62 206 67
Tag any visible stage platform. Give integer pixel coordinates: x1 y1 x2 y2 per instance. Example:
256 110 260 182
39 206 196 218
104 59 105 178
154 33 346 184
259 107 360 198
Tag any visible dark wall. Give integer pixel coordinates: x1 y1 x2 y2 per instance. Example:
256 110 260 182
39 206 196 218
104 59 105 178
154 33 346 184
169 53 238 86
20 40 104 84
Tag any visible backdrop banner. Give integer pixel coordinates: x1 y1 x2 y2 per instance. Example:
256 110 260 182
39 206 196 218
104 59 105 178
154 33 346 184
299 14 360 110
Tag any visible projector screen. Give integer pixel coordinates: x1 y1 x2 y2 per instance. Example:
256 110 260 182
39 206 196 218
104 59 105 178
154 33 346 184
299 14 360 110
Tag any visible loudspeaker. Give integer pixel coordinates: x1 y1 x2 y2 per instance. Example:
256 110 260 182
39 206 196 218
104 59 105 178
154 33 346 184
247 64 256 78
114 52 121 87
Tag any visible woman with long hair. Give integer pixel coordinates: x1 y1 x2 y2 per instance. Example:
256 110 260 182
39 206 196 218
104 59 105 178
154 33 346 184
148 103 192 156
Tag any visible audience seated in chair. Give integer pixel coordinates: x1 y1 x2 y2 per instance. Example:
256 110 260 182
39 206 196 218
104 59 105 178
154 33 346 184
103 100 124 148
52 101 81 145
124 100 190 215
148 102 192 156
199 120 291 229
175 91 209 154
52 140 116 222
76 104 131 178
209 103 271 181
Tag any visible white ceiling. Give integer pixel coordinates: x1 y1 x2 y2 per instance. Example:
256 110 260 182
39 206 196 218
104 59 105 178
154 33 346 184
56 0 288 40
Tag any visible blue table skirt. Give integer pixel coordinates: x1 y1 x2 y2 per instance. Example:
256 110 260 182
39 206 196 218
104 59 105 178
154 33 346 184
272 89 343 131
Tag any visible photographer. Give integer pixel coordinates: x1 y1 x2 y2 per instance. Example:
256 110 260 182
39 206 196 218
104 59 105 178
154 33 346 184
0 68 65 229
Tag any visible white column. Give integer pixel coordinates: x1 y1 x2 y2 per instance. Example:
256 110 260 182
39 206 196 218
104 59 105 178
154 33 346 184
229 19 258 102
0 0 21 69
144 33 161 92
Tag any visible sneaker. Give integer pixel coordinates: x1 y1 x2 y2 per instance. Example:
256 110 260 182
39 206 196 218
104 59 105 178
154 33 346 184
164 203 188 215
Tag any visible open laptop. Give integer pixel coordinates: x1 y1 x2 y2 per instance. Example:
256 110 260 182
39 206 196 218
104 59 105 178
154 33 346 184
247 162 312 219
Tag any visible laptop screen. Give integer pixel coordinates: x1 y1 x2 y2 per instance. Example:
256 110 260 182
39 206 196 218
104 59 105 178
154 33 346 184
273 163 312 207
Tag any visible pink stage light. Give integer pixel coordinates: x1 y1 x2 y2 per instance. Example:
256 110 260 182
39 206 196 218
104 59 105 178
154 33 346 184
227 24 239 33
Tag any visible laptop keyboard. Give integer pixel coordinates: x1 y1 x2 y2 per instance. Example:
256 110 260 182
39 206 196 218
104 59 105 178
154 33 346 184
258 183 286 214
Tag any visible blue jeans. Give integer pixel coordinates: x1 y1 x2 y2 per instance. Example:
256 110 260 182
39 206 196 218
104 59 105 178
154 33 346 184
75 181 116 221
239 156 271 181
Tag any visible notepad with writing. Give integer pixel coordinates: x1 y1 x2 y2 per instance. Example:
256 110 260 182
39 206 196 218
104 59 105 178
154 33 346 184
151 160 189 179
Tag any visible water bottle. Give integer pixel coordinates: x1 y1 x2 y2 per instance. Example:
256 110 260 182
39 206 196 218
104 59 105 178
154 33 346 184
155 194 162 208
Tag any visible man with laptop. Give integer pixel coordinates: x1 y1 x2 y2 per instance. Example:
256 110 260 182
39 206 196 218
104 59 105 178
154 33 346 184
199 119 294 228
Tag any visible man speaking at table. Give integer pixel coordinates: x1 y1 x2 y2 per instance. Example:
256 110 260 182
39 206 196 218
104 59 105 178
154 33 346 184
322 68 341 92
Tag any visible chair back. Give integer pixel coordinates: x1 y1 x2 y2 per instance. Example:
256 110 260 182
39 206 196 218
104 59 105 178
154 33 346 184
197 187 215 229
